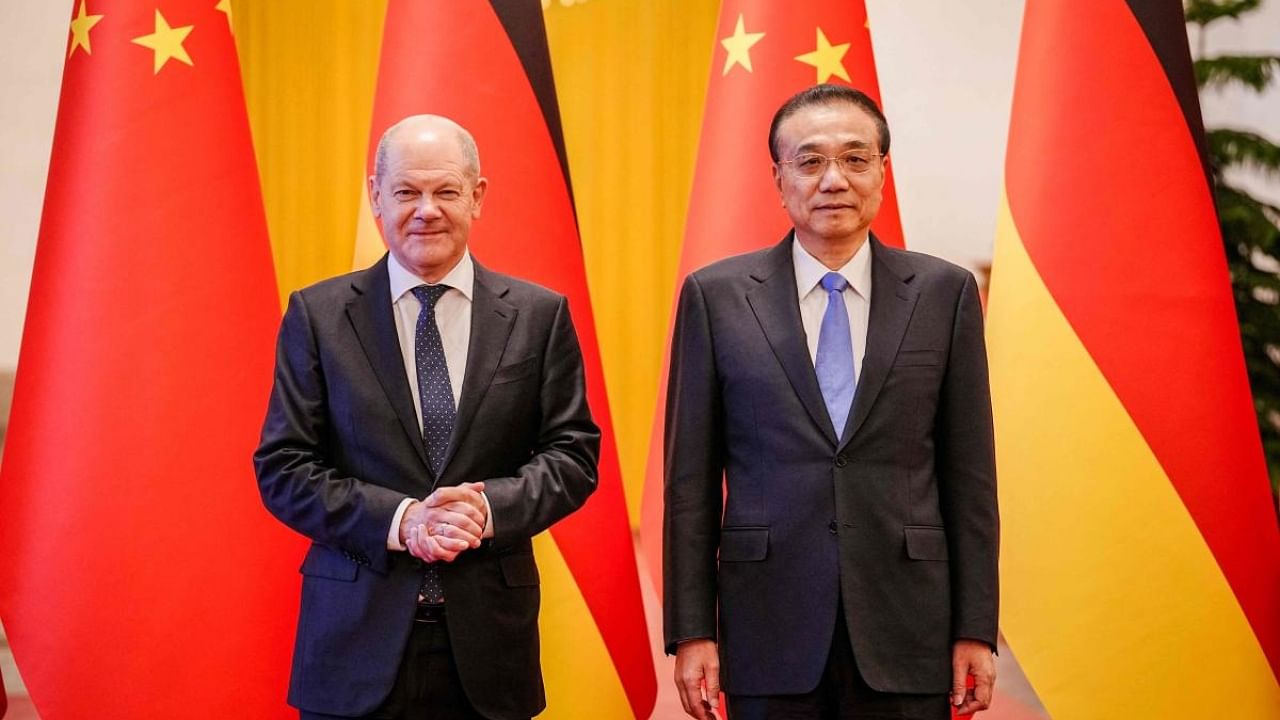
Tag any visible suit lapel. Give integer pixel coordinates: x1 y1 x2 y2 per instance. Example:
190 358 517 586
434 262 516 484
344 256 432 471
840 239 919 449
747 236 839 446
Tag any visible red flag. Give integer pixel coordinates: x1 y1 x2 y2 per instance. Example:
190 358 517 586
640 0 904 595
354 2 655 717
0 1 302 717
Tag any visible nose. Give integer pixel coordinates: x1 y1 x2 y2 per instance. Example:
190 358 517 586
414 197 443 220
817 158 851 191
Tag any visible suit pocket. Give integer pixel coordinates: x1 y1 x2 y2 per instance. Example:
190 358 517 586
896 349 942 367
491 355 538 385
500 553 540 587
904 526 949 562
299 545 359 581
719 527 769 562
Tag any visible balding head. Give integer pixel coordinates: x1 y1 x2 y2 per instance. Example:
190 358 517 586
374 114 481 182
367 114 488 283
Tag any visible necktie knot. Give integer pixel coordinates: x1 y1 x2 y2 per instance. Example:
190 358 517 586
820 271 848 294
411 284 450 310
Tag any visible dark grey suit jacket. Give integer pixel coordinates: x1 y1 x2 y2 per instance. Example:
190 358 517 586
663 234 998 696
254 255 599 720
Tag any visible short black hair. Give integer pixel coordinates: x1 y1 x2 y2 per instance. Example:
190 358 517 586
768 84 890 161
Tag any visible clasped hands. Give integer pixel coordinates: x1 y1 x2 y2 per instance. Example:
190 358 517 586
399 482 488 563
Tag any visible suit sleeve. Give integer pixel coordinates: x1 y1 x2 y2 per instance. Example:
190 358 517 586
662 273 724 654
936 272 1000 647
253 291 407 573
482 295 600 548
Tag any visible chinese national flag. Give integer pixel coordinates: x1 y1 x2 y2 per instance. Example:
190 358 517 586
0 1 301 717
351 2 655 718
639 0 904 597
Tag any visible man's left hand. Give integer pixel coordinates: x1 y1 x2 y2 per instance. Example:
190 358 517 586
951 639 995 715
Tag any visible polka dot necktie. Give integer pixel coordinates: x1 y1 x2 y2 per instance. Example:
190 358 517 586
412 284 455 604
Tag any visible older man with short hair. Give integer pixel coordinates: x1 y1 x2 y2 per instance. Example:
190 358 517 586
256 114 599 720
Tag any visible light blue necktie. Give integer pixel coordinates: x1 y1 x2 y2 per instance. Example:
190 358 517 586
815 272 855 438
412 284 454 605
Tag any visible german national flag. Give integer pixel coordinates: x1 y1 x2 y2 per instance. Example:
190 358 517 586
351 2 654 718
987 0 1280 715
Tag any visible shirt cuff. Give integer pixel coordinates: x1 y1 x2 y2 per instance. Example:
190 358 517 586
481 491 495 538
387 497 416 551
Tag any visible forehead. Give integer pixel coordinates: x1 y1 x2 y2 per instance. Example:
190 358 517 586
775 102 879 154
382 130 470 178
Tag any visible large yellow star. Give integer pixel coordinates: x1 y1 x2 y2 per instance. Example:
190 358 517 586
795 27 851 83
67 0 104 59
215 0 233 33
720 14 765 76
131 10 194 74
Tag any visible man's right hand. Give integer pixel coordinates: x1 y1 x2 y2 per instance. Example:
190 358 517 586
674 638 721 720
400 482 487 562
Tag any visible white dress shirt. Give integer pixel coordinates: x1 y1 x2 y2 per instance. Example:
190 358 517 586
384 251 491 549
793 237 872 382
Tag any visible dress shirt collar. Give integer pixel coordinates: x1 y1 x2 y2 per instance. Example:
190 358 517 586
387 250 475 303
792 234 872 302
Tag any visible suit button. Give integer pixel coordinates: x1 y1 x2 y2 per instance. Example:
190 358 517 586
834 454 848 468
828 521 838 535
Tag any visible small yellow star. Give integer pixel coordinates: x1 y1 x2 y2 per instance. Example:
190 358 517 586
720 14 765 76
795 27 851 84
132 10 194 74
215 0 233 33
67 0 104 59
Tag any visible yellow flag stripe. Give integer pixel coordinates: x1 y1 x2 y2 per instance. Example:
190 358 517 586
534 533 633 718
987 188 1280 718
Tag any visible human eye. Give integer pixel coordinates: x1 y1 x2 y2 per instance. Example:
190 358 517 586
437 188 461 200
393 188 419 200
840 151 871 172
794 154 826 174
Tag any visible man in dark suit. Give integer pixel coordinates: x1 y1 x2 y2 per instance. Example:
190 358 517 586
664 85 998 720
255 114 599 720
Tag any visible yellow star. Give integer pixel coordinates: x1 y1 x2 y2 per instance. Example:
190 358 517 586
720 14 765 76
67 0 104 59
795 27 851 83
215 0 233 33
131 10 194 74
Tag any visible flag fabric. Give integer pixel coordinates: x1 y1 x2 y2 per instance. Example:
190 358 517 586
987 0 1280 716
352 2 655 718
0 1 301 717
639 0 905 598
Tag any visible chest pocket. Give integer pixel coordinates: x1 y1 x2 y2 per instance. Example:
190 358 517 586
491 356 538 385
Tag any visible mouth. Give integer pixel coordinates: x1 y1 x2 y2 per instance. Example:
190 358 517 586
814 203 854 212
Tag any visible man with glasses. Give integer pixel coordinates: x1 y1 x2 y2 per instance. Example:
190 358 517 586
664 84 999 720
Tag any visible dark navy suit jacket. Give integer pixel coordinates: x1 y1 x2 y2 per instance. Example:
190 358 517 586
255 255 598 719
663 235 998 695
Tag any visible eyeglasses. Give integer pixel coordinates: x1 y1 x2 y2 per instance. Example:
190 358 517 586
777 149 883 177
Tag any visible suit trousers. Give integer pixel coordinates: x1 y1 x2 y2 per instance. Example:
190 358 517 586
728 610 949 720
300 616 495 720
